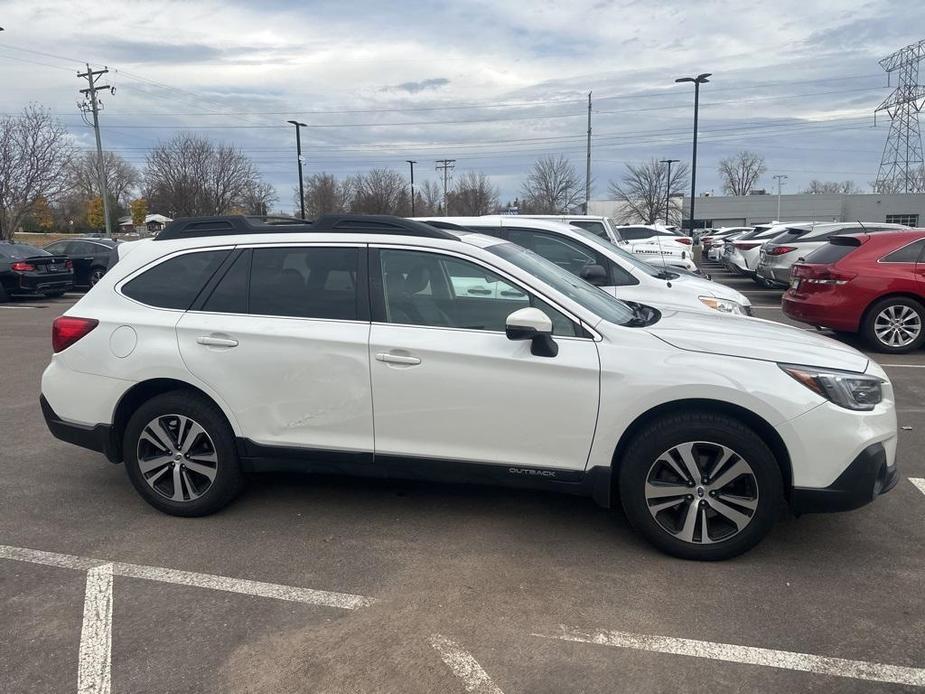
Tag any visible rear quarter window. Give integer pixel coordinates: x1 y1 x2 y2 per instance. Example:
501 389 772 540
881 239 925 263
802 243 858 265
122 250 230 309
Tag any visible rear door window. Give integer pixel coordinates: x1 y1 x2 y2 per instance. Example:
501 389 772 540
882 239 925 263
249 247 359 320
122 250 230 309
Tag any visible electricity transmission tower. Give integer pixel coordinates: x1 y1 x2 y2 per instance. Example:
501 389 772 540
435 159 456 214
78 64 115 237
874 39 925 194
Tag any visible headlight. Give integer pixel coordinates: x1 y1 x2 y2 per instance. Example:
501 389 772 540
779 364 883 411
699 296 748 315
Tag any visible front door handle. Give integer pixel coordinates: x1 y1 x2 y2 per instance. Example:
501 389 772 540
197 335 239 348
375 352 421 366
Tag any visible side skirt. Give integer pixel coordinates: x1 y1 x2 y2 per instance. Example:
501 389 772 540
236 438 611 507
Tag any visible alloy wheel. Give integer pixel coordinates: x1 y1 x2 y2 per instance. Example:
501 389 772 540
136 414 218 502
644 441 759 544
874 305 921 348
89 269 105 286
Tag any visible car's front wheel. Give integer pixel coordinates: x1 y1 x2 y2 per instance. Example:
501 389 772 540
123 390 244 516
619 413 783 560
862 297 925 354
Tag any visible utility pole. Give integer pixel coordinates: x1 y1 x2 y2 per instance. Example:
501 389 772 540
78 64 114 238
585 91 592 214
287 120 307 219
675 73 711 238
406 160 417 216
659 159 680 228
435 159 455 214
773 174 788 221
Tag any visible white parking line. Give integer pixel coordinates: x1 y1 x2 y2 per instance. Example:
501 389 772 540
882 364 925 369
910 478 925 496
429 634 505 694
0 543 374 609
77 563 113 694
534 627 925 687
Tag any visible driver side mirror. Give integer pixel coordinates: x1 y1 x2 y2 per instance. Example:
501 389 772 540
579 263 608 286
505 307 558 358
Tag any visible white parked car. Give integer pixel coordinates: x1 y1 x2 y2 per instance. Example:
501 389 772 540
419 216 752 315
42 214 898 560
520 216 697 272
722 224 808 277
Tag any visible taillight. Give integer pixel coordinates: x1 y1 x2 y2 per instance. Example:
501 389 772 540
791 264 855 285
52 316 99 353
11 261 35 271
734 242 762 250
767 246 797 256
676 237 692 245
65 259 73 270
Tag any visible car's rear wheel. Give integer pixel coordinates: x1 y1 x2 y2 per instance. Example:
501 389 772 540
618 413 782 560
123 391 243 516
862 297 925 354
89 266 106 286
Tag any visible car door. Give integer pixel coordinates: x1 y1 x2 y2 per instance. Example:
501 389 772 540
67 241 99 285
176 244 374 456
368 246 600 472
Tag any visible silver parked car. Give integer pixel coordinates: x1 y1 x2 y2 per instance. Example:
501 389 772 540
756 222 909 287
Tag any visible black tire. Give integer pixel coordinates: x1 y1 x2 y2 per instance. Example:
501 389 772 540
89 266 106 286
618 413 783 561
0 284 8 303
44 290 65 298
861 297 925 354
123 390 244 516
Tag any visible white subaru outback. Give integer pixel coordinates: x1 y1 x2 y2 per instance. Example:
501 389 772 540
41 214 899 560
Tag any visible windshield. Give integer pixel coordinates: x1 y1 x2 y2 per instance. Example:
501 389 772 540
568 225 668 278
0 244 47 259
488 242 636 326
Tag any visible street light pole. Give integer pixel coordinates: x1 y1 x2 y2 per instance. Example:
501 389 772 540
406 160 417 216
773 174 788 221
659 159 680 228
675 73 711 238
287 120 307 219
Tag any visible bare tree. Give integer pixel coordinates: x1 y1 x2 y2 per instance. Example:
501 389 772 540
873 169 925 194
804 179 862 194
0 105 74 240
299 172 351 216
609 159 690 225
350 168 410 215
717 150 766 196
239 181 277 215
69 150 140 206
143 133 268 216
418 179 443 215
521 155 584 213
448 171 499 215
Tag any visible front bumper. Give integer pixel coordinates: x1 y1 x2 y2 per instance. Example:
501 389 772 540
790 442 898 514
40 395 117 461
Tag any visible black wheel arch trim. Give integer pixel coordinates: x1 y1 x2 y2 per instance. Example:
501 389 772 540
790 442 898 514
41 395 118 462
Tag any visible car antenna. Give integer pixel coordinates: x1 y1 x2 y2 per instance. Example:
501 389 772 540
856 219 869 232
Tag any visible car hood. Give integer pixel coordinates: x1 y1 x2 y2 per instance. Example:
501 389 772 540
667 272 749 304
644 307 869 372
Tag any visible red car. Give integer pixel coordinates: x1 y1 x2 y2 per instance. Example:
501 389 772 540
782 230 925 353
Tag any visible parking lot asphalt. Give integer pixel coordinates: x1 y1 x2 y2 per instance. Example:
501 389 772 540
2 273 924 694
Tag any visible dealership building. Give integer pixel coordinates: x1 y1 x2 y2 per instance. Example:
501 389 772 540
590 192 925 228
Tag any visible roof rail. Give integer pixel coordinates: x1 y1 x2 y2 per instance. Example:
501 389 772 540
155 213 456 241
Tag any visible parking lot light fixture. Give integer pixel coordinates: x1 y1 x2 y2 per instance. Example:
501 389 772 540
287 120 308 219
675 73 711 238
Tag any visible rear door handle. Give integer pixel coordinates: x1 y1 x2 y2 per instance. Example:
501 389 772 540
197 336 239 348
375 352 421 365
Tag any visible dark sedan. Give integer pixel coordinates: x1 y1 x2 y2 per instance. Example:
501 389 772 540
43 237 117 287
0 243 74 300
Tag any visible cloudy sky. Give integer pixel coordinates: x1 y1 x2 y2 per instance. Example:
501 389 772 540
1 0 923 211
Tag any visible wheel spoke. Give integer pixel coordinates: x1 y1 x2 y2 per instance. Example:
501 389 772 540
177 418 206 454
718 493 758 511
187 450 217 464
183 459 217 481
709 459 751 491
676 500 701 543
141 419 174 453
649 497 686 514
180 468 201 499
170 463 185 501
673 442 702 484
707 497 752 530
138 454 174 475
645 482 690 500
700 505 714 544
707 448 735 481
146 465 170 485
